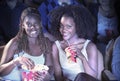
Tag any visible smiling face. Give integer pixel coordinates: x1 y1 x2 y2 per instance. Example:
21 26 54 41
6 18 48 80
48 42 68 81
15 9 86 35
60 16 77 41
22 15 40 38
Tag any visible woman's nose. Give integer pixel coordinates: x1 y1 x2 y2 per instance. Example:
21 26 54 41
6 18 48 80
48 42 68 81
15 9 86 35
29 25 34 30
63 26 68 31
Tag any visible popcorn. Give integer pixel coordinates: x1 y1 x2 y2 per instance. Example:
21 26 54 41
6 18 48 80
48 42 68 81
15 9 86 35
65 47 77 63
32 64 49 71
21 64 49 81
21 64 49 71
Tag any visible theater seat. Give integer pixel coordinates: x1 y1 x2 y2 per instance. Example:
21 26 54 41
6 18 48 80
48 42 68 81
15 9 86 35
102 39 118 81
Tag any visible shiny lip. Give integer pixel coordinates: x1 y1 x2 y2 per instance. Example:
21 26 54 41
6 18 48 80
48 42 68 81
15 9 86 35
31 31 37 33
31 31 37 34
62 32 68 36
62 34 68 38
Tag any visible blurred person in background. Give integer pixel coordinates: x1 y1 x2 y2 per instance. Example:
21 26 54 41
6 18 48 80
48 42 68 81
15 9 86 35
112 35 120 81
0 0 27 45
96 0 119 56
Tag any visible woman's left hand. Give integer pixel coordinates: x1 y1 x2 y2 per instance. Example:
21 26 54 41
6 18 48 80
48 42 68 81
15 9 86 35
75 48 85 61
69 44 85 60
33 70 50 81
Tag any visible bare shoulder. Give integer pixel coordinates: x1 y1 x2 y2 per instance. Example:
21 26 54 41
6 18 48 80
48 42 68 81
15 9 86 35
52 41 59 57
87 41 97 49
86 41 98 56
5 38 18 51
52 42 58 51
1 38 18 63
4 38 18 53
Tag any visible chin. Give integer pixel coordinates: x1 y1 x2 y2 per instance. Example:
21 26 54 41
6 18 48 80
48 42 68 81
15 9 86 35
29 35 38 38
63 37 69 41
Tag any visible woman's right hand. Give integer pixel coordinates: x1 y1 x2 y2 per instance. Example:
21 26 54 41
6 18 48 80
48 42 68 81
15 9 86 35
14 56 35 70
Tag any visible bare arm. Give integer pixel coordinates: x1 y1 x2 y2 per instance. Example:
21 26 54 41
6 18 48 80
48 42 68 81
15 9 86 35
43 51 54 81
77 42 98 78
52 43 64 81
0 38 18 76
0 38 35 76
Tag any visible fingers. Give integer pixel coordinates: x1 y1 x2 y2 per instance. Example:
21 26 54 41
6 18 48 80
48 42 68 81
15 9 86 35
34 71 46 81
34 75 43 81
19 57 35 69
25 60 34 70
68 45 84 58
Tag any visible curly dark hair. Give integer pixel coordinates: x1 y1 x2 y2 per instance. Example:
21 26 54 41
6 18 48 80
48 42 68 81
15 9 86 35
14 7 52 54
49 5 97 42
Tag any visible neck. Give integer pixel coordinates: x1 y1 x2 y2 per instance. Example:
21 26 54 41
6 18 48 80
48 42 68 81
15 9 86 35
66 34 79 45
28 37 38 45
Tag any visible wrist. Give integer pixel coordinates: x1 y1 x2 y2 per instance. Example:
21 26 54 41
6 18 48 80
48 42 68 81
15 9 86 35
81 58 87 64
12 59 17 67
78 55 86 61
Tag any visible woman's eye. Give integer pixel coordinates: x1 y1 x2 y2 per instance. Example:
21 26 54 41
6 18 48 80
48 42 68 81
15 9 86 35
34 24 39 27
60 24 72 29
26 22 39 27
66 25 72 29
26 22 32 27
28 24 32 27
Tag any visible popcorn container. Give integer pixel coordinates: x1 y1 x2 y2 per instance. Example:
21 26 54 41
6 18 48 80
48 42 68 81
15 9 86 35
22 70 34 81
21 64 49 81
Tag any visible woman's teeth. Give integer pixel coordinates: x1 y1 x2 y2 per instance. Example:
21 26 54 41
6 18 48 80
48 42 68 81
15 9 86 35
31 31 36 34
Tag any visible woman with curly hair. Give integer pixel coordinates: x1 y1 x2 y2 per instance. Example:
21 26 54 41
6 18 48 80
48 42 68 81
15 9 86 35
50 5 104 81
0 7 53 81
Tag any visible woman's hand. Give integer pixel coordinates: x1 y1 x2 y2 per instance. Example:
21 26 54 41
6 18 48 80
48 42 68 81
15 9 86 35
75 49 85 61
33 70 50 81
68 44 85 61
14 56 35 70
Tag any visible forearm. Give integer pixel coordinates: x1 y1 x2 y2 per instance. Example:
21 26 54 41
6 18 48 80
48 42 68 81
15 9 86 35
81 58 97 78
0 60 16 76
54 68 64 81
47 66 54 80
48 66 54 75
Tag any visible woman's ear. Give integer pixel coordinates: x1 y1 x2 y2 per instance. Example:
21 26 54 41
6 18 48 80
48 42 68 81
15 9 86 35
22 24 25 28
19 20 24 28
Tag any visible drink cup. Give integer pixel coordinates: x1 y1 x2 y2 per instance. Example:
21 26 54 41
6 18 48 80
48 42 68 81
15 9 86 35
65 47 77 63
